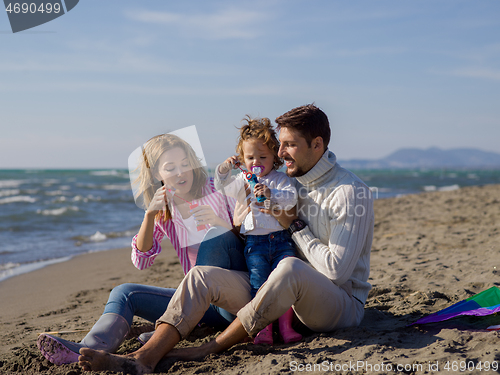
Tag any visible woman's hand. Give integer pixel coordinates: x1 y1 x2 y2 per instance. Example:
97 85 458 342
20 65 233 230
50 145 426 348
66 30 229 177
146 186 174 216
233 183 252 227
218 155 240 174
189 205 231 230
137 186 174 253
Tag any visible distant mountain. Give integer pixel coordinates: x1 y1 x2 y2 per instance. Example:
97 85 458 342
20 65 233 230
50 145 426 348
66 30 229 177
339 147 500 169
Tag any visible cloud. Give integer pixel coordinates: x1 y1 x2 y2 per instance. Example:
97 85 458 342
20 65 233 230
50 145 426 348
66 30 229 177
332 46 407 58
125 7 269 40
0 80 290 96
450 67 500 81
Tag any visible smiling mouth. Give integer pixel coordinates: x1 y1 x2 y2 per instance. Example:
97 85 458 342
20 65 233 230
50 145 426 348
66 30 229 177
285 159 295 167
177 180 187 185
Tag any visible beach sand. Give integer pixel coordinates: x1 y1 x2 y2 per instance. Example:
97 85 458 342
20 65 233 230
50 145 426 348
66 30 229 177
1 184 499 374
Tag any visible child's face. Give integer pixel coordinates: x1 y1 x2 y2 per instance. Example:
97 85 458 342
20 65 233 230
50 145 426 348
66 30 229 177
241 139 274 177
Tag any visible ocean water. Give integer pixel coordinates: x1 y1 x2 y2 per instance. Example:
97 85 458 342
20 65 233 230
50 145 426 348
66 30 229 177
0 169 143 282
1 168 500 282
353 168 500 199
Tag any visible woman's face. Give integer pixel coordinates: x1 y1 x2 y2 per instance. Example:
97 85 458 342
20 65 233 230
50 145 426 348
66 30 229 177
156 147 194 198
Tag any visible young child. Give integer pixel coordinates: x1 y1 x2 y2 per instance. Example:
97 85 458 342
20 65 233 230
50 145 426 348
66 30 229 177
215 116 302 345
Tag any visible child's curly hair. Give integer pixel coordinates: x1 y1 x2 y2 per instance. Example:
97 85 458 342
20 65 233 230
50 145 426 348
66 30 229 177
235 116 283 170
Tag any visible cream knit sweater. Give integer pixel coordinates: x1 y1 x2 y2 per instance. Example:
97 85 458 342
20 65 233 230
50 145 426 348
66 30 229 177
292 150 374 304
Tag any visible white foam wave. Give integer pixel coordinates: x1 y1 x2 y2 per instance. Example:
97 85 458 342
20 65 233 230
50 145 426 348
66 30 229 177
438 184 460 192
0 179 25 188
45 190 69 196
0 257 71 283
0 262 20 271
0 196 36 204
423 185 437 192
90 231 107 242
42 179 60 187
102 184 131 190
0 189 20 197
90 170 128 177
36 206 79 216
72 194 101 202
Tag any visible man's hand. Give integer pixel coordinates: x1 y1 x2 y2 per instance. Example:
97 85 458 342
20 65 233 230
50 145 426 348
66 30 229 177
259 204 298 229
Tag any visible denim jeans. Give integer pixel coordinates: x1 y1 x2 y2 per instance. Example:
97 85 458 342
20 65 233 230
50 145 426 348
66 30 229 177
195 226 247 272
104 226 246 329
244 230 296 298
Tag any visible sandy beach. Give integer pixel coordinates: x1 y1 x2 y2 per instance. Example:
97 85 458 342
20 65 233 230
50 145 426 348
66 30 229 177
1 184 499 375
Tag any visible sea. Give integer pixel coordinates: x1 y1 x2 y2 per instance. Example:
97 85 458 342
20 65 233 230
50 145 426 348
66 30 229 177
1 168 500 283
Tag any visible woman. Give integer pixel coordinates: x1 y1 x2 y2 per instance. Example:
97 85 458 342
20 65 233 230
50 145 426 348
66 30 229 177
37 132 247 366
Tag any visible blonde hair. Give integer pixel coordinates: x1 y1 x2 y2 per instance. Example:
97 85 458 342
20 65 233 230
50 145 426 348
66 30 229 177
134 133 208 222
235 116 283 170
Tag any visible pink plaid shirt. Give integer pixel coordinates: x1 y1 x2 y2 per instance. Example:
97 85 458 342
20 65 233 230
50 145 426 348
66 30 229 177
131 178 235 275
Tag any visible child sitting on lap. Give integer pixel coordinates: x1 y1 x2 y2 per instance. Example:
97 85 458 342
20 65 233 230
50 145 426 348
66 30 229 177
215 116 302 345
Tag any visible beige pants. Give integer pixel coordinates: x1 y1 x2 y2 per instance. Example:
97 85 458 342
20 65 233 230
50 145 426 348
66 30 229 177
157 257 365 338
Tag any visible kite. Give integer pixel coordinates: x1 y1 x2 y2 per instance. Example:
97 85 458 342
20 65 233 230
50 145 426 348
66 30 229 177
412 286 500 330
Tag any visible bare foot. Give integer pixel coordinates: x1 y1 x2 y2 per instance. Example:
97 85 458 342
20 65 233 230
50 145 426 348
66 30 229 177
165 344 212 360
78 348 153 375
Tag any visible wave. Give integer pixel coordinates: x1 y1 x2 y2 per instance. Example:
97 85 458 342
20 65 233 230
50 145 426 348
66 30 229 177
102 183 131 191
45 190 71 196
0 179 26 188
0 195 36 205
71 229 136 244
0 261 20 271
423 184 460 192
90 231 107 242
0 257 71 283
41 179 60 187
0 189 20 197
438 184 460 192
36 206 79 216
72 195 101 202
90 170 129 178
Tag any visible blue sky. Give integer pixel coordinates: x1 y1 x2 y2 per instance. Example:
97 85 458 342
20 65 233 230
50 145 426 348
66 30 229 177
1 0 499 168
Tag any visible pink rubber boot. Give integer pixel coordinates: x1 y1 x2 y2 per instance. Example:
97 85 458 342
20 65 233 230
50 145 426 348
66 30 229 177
278 307 302 344
254 324 273 345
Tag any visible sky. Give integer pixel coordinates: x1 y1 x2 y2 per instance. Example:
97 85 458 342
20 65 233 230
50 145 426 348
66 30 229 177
1 0 499 169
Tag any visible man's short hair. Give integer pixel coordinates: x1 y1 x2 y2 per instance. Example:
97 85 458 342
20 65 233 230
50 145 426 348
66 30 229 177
275 104 330 150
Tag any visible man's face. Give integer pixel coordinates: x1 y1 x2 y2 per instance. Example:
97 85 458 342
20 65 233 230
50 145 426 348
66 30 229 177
278 127 316 177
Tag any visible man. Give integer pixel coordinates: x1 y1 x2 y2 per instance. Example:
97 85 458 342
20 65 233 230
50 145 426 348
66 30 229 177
78 104 374 374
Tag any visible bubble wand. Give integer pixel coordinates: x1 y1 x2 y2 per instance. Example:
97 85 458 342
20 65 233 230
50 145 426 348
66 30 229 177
233 162 267 202
167 189 208 231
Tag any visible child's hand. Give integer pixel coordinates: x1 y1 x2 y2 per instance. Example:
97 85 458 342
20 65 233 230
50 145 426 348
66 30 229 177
254 183 271 199
218 156 240 174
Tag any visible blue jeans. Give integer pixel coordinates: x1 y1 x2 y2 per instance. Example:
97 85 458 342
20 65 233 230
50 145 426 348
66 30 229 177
195 226 247 272
244 230 296 298
104 226 246 329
